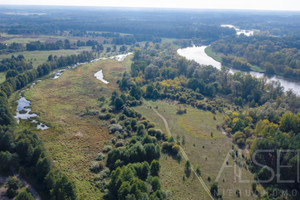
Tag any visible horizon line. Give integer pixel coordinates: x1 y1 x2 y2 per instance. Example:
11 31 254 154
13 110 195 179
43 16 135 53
0 4 300 12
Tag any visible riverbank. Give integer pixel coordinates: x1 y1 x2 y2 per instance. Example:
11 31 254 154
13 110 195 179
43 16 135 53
178 45 300 95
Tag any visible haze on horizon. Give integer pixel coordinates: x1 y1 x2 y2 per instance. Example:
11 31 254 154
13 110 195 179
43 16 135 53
0 0 300 11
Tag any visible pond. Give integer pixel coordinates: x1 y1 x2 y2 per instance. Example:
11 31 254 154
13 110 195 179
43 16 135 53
221 24 256 36
14 83 49 130
94 69 109 84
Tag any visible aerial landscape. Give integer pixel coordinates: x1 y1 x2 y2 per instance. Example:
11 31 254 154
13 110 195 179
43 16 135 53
0 1 300 200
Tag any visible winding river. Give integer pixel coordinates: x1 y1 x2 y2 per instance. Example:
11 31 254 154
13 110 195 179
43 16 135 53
177 46 300 96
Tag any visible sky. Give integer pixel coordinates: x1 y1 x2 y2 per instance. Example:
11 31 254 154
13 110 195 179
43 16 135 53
0 0 300 11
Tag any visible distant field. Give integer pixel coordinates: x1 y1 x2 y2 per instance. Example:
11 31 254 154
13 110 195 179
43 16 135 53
21 56 132 200
0 47 92 68
134 100 260 200
2 34 107 44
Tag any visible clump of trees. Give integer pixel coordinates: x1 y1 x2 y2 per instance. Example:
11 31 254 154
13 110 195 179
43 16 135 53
0 55 32 73
96 90 167 199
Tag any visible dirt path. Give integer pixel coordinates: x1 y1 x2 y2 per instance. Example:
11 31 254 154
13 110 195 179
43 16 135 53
147 101 214 200
11 168 42 200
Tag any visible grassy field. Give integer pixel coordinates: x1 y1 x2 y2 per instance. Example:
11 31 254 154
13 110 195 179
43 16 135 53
18 55 132 200
0 47 92 68
2 34 107 44
204 46 222 63
135 100 260 200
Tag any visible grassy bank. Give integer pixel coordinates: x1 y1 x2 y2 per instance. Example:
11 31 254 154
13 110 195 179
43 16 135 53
204 46 222 63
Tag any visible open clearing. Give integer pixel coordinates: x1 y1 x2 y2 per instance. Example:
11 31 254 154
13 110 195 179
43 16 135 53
21 56 132 199
135 100 259 200
0 47 92 68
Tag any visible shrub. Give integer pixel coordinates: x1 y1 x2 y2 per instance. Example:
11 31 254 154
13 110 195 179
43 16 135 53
103 145 112 153
115 140 124 147
210 182 218 197
196 165 201 176
96 153 105 161
110 118 117 124
90 161 104 173
99 113 112 120
109 124 123 134
150 160 160 176
15 190 34 200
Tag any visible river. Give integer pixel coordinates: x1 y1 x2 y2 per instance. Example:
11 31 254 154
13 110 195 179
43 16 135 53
220 24 255 36
177 46 300 96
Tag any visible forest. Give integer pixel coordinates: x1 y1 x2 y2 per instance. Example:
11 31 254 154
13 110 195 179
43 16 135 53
211 36 300 80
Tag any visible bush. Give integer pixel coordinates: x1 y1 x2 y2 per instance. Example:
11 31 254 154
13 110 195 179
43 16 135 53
109 124 123 134
210 182 218 197
110 118 117 124
150 160 160 176
95 168 110 181
15 190 34 200
90 161 104 173
196 165 201 176
99 113 112 120
96 153 105 161
115 140 124 147
103 145 112 153
162 142 180 155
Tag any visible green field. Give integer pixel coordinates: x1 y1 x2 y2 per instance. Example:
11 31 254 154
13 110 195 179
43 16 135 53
134 100 261 200
21 56 132 199
0 47 92 68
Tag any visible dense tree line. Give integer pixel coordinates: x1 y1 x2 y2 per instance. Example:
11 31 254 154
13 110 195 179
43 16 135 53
112 35 161 45
0 42 26 54
211 36 300 79
0 8 239 42
1 51 94 97
26 39 72 51
96 91 168 200
0 55 32 73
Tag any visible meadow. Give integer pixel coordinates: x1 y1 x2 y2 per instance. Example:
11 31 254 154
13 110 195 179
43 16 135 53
17 56 132 199
0 46 92 68
134 100 261 200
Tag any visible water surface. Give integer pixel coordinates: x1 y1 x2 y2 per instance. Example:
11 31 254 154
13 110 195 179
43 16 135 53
94 70 109 84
